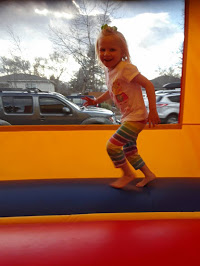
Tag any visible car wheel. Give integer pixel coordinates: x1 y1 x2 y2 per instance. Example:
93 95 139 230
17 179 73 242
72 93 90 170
166 114 178 124
0 119 11 126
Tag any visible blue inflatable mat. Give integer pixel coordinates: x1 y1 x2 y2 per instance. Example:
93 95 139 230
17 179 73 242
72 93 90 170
0 178 200 217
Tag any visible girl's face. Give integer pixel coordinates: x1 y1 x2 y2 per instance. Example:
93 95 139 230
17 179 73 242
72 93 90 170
98 35 123 71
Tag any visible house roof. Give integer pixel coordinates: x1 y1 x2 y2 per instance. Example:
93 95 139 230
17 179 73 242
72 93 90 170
0 73 51 83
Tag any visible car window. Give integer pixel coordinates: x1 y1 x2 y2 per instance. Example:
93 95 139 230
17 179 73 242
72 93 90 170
168 95 180 103
72 98 82 105
156 96 163 102
66 96 94 107
67 97 84 106
39 97 67 114
2 96 33 114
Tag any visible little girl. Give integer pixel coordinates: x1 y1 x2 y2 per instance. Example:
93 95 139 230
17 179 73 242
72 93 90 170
83 25 160 189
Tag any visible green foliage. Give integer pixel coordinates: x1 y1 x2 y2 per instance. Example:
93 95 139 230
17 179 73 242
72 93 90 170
100 102 112 111
0 56 31 75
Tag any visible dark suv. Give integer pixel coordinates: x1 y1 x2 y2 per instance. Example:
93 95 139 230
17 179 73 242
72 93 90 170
0 89 116 125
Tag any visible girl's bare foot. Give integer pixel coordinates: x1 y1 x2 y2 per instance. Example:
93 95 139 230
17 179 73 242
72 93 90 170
110 174 136 189
136 174 156 188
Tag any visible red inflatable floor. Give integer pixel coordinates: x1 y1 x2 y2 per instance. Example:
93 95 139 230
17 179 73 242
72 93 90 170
0 219 199 266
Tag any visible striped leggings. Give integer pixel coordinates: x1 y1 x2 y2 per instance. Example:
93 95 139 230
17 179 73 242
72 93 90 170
106 121 147 170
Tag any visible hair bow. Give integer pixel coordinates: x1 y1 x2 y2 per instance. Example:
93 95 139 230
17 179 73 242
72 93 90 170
101 24 117 31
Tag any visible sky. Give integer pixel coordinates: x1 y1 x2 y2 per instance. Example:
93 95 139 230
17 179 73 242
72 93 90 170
0 0 185 81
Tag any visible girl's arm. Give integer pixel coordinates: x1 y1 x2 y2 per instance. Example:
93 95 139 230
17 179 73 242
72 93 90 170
82 91 110 106
132 74 160 127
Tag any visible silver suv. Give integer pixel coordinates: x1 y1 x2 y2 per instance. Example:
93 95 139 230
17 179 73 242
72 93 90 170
156 93 180 124
144 92 180 124
0 89 116 125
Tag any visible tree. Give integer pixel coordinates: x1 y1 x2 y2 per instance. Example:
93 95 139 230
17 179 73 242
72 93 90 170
32 52 69 83
0 56 31 75
176 42 184 76
49 0 121 94
156 66 181 78
48 51 68 81
156 41 184 79
32 57 47 77
0 27 32 75
0 27 69 83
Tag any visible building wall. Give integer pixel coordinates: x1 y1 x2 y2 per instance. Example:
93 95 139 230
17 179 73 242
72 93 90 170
0 0 200 181
36 82 55 92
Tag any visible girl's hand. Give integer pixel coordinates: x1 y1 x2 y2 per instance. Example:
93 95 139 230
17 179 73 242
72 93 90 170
82 96 96 107
148 108 161 128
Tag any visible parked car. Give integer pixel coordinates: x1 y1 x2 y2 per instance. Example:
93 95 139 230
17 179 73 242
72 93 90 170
145 92 180 124
156 93 180 124
155 88 181 95
0 89 116 125
0 119 11 126
143 82 181 124
66 95 98 107
162 82 181 89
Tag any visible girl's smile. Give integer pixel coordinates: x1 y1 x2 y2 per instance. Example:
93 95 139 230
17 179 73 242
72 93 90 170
98 36 123 71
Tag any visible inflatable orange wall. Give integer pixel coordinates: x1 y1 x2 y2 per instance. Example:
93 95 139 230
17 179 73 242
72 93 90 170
1 0 200 180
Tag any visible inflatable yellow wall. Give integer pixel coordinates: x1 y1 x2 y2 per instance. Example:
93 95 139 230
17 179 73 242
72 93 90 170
1 0 200 180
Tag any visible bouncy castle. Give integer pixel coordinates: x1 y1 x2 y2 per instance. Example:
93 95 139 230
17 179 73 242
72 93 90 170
0 0 200 265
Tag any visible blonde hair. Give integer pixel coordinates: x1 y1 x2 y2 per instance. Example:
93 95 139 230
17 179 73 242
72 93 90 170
95 26 131 66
